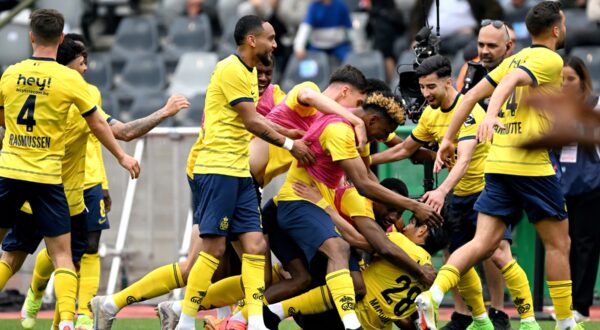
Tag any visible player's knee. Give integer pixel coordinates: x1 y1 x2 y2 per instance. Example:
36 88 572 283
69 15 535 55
288 272 312 296
322 237 350 261
544 233 570 255
1 252 24 273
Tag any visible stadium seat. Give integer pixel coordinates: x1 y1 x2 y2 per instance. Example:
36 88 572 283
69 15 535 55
281 51 331 92
163 14 214 62
177 93 205 127
343 50 386 80
101 93 120 119
37 0 84 31
130 92 175 127
564 9 597 31
571 47 600 75
167 52 218 98
343 0 360 12
85 53 113 92
0 23 31 68
116 54 166 95
110 16 160 67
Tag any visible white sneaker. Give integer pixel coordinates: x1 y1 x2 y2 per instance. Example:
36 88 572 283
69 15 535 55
572 310 590 323
156 301 180 330
89 296 116 330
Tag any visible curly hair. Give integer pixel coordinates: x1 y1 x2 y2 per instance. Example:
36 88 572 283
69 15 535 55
363 92 405 125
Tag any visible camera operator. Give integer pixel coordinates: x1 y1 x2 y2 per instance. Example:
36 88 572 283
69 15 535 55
372 55 516 330
457 20 516 98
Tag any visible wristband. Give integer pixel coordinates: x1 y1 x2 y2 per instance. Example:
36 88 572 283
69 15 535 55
316 198 329 209
282 137 294 151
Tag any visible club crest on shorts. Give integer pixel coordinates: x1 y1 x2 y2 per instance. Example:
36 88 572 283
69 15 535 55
219 216 229 231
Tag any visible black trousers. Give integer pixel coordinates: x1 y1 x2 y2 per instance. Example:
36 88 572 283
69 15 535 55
566 188 600 316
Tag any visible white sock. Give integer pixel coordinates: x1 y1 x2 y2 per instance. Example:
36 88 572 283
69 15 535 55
171 300 182 315
341 313 361 329
178 313 196 329
58 320 74 329
473 312 488 321
430 284 444 306
247 315 267 329
522 317 536 323
557 317 577 330
231 311 247 323
216 305 231 319
267 303 284 320
103 296 119 315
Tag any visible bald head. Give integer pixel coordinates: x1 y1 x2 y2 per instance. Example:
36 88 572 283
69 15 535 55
478 24 512 71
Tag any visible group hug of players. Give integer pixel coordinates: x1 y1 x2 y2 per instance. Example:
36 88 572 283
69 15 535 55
0 1 583 330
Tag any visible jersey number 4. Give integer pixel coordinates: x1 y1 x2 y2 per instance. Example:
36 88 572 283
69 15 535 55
17 95 37 132
380 274 422 316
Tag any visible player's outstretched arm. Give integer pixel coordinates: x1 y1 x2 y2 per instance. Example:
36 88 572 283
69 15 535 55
86 111 140 179
297 87 368 151
478 69 532 143
339 157 443 227
235 101 316 165
370 136 423 165
425 139 477 213
437 80 494 167
109 95 190 141
292 181 373 252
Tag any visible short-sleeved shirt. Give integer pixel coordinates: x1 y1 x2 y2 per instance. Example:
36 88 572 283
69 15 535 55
84 85 110 190
193 54 259 177
277 116 359 205
484 45 563 176
0 57 97 184
22 84 111 216
360 232 431 328
411 94 489 196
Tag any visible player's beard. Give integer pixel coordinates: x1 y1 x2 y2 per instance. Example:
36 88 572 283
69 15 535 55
556 33 566 50
257 52 272 66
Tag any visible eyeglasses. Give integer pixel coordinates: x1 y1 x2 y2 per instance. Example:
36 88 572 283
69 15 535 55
481 19 510 38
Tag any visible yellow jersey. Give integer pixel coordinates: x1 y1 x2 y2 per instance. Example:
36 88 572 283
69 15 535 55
485 45 563 176
277 118 360 205
84 85 110 190
411 94 489 196
193 54 259 177
0 57 97 184
358 232 431 329
22 84 110 216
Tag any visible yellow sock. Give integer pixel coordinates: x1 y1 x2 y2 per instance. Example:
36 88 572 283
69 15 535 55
0 260 13 289
457 267 486 317
547 280 573 320
282 285 334 317
242 253 266 320
200 275 245 310
434 265 461 294
113 262 183 309
54 268 78 322
501 260 534 319
77 253 101 317
52 302 60 329
325 269 356 319
182 252 219 317
31 249 55 299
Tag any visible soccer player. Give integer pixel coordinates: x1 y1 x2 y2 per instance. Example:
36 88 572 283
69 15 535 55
94 15 312 330
262 215 448 330
271 90 442 330
421 3 580 330
255 61 286 117
371 55 523 330
0 9 139 330
4 34 190 330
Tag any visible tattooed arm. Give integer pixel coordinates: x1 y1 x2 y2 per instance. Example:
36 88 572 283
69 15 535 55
110 95 190 141
235 101 316 165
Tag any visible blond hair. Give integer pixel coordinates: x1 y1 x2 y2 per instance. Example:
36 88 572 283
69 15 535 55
364 92 405 125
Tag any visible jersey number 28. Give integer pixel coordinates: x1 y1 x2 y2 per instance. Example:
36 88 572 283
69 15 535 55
380 275 422 316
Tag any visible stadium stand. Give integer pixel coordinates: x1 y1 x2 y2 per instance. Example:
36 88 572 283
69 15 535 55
343 50 386 80
167 51 218 98
86 52 113 93
280 51 331 92
0 23 30 68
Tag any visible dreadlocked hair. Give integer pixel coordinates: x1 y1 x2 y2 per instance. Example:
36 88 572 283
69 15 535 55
363 92 405 125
